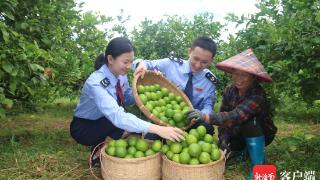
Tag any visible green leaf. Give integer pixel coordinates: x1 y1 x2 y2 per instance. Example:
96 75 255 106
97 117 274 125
304 134 315 140
1 28 9 42
20 22 28 30
315 11 320 24
9 81 17 92
2 62 13 73
0 108 5 119
4 11 15 20
11 69 18 76
3 99 13 106
289 145 297 152
29 63 44 72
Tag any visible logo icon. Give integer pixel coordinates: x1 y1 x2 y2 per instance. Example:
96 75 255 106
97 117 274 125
253 165 276 180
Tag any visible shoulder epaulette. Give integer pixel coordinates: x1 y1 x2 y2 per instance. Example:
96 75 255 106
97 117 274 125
168 51 183 65
100 77 110 88
205 72 218 85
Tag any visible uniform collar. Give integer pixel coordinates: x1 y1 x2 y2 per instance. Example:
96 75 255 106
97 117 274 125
182 61 205 80
100 64 119 87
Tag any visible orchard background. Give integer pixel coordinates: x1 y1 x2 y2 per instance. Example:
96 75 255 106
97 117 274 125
0 0 319 179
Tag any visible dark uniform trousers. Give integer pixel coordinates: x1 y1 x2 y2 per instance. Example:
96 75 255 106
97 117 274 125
70 116 124 147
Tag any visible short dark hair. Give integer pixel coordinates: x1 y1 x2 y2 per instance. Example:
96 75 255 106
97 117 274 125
191 36 217 57
105 37 134 64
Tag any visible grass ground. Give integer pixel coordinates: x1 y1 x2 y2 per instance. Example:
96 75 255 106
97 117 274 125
0 100 319 180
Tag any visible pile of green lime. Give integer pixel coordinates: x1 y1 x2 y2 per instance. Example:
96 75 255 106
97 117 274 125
105 137 163 158
162 125 221 164
137 84 191 128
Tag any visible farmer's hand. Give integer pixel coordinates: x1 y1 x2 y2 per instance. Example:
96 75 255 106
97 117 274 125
186 109 205 123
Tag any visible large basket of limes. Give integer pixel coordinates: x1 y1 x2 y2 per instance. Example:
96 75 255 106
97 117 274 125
161 126 226 180
101 136 162 180
132 70 195 130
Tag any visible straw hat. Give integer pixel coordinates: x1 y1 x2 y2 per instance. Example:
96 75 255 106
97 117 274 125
216 48 272 83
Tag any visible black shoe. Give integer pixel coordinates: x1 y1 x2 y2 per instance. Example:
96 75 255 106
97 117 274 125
90 145 102 168
226 150 249 166
91 156 101 168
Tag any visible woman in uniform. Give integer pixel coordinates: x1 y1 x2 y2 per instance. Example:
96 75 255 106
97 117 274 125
70 37 184 166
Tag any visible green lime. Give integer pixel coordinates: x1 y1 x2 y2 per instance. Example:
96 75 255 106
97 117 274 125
186 134 198 145
179 152 191 164
188 143 201 158
108 140 116 147
189 129 200 139
211 149 220 161
156 91 163 99
161 144 170 153
137 85 145 94
170 143 182 154
145 149 155 156
168 120 176 126
149 85 156 92
115 147 127 158
139 94 148 104
199 152 211 164
115 139 128 148
172 154 180 163
135 139 149 152
166 151 174 160
180 101 187 107
173 112 184 122
158 99 166 106
154 84 161 91
212 143 218 149
168 93 175 100
182 147 189 153
176 121 185 128
161 87 169 96
203 134 214 144
196 125 207 137
145 103 153 111
175 96 183 103
151 140 162 152
127 146 137 155
201 142 212 153
165 109 174 118
134 151 145 158
125 154 134 158
106 146 116 156
189 158 200 165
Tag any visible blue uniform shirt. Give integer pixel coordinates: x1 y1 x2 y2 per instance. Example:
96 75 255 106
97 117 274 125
74 64 151 134
133 58 216 114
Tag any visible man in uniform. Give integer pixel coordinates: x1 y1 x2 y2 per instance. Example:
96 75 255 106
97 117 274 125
133 36 218 135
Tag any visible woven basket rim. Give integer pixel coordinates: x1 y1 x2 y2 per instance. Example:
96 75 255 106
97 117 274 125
132 70 195 130
161 149 225 168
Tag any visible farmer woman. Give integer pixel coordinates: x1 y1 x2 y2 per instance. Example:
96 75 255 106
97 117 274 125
186 49 277 179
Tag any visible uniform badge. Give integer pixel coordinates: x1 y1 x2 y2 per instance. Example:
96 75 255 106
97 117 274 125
100 78 110 88
205 72 218 85
195 87 204 92
169 51 183 65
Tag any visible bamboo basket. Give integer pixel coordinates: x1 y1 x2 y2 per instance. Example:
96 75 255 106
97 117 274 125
132 70 195 130
100 137 162 180
161 150 225 180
